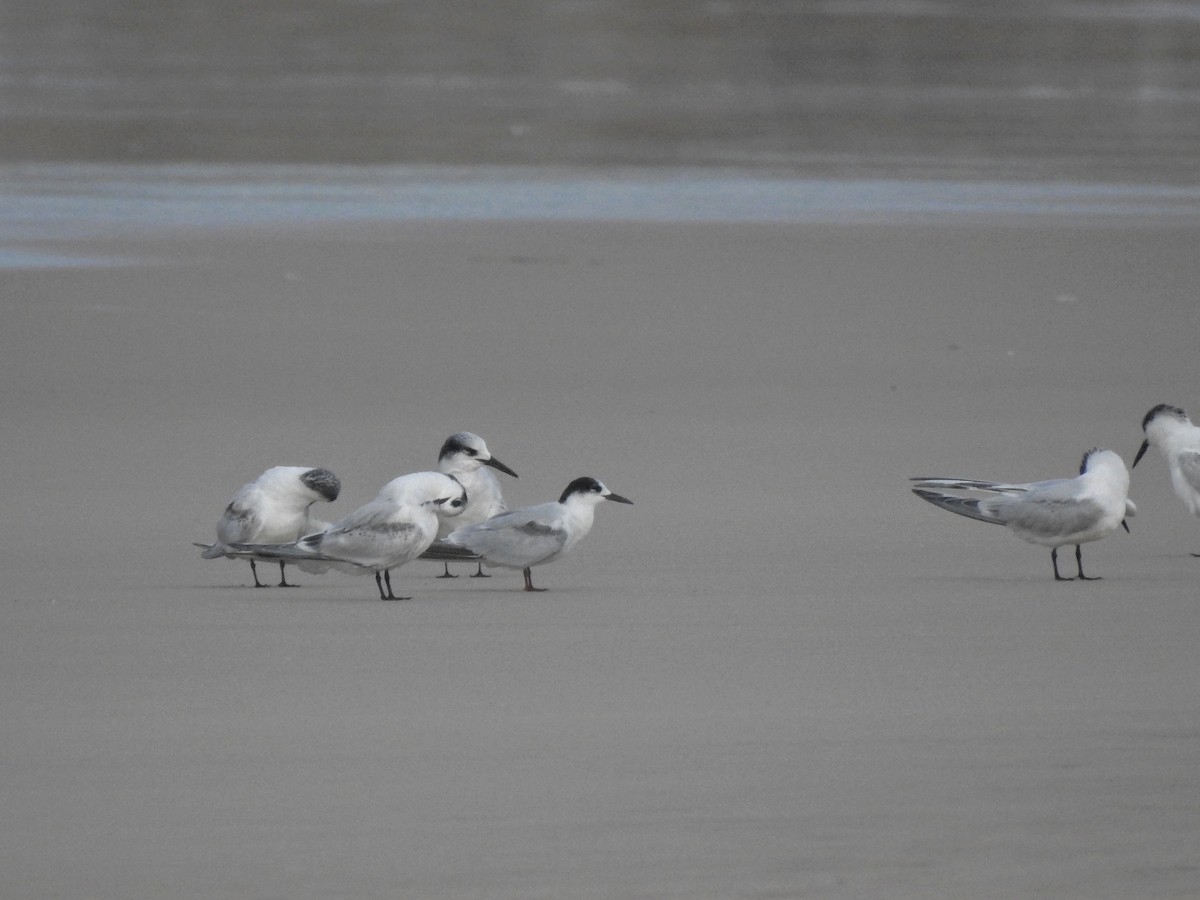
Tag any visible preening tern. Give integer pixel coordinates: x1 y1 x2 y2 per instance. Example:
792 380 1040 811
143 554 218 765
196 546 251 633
229 471 466 599
198 466 341 587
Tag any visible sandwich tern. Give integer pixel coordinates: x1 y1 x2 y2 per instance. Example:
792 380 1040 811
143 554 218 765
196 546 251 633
229 471 467 600
197 466 341 587
1133 404 1200 553
427 432 518 578
428 476 633 591
911 448 1133 580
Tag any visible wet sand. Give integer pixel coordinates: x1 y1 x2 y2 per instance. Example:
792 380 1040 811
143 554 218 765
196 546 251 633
3 208 1199 898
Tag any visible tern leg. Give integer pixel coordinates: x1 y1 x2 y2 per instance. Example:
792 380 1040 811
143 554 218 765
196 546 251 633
1051 548 1074 581
437 562 458 579
250 560 269 588
277 561 299 588
380 569 411 601
470 562 490 578
1075 545 1101 580
522 567 547 592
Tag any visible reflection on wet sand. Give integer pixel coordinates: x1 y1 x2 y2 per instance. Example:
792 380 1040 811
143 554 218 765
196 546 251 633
1 2 1198 180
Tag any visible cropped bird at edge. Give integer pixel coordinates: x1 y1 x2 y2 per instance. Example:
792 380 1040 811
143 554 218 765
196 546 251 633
424 476 633 591
196 466 342 587
1133 404 1200 555
423 432 518 578
910 448 1134 581
227 471 466 600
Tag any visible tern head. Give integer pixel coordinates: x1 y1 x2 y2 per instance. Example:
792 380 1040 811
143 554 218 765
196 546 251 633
385 471 468 517
1133 404 1190 468
1078 447 1128 478
558 476 634 506
298 467 342 503
438 432 519 478
1080 447 1106 475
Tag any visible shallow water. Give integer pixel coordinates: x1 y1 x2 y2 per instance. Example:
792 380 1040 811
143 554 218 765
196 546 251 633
3 1 1199 181
4 163 1200 268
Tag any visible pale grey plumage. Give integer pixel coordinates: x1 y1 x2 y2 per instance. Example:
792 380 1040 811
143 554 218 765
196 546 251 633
198 465 341 587
441 476 632 591
229 471 466 599
911 448 1133 580
423 431 518 578
1133 404 1200 554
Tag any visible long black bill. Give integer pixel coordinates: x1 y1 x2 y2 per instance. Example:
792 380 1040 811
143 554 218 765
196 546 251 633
1132 439 1150 468
606 492 634 505
1122 519 1131 533
484 456 519 478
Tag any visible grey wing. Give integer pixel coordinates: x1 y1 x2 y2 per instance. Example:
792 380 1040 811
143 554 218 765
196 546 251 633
318 502 426 566
453 507 568 566
912 489 1007 525
323 498 397 535
1004 494 1104 542
225 539 337 563
498 520 569 566
1177 450 1200 494
321 521 425 567
910 477 1029 495
462 502 557 534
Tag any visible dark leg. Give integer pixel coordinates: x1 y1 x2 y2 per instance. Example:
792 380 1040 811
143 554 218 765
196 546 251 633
1051 548 1073 581
1075 544 1101 580
381 569 411 601
438 562 458 579
470 562 490 578
523 567 547 592
375 571 388 600
277 561 298 587
250 560 269 588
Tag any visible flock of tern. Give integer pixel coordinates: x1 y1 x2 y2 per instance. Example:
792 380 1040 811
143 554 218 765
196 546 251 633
197 432 632 599
196 403 1200 595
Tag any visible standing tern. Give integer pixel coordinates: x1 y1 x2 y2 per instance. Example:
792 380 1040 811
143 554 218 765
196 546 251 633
911 448 1134 581
197 466 341 587
1133 404 1200 554
427 432 518 578
429 476 633 591
229 471 466 600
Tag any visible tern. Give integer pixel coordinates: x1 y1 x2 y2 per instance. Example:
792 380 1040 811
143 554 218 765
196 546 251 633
1133 404 1200 554
228 471 466 600
911 448 1133 581
197 466 341 587
427 476 633 591
425 432 518 578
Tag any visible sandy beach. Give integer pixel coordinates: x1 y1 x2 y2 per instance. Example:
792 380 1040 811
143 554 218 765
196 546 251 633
3 196 1199 898
4 2 1200 896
